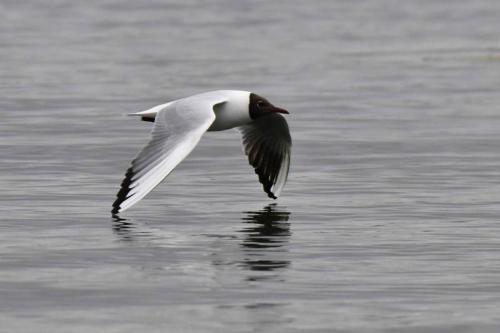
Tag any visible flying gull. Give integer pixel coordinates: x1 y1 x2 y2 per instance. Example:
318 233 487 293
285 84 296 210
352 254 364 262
112 90 292 214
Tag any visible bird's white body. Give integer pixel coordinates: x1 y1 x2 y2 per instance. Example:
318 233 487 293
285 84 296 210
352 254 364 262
133 90 252 131
112 90 291 214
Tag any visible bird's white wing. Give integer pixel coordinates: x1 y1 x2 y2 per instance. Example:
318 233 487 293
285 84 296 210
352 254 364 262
112 95 228 214
239 114 292 199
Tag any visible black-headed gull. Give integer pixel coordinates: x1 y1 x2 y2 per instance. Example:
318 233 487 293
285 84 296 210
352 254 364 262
112 90 292 214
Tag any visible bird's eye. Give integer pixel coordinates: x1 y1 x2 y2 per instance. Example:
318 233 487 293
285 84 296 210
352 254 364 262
257 101 265 108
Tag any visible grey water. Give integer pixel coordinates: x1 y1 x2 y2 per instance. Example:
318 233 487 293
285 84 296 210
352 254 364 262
1 1 500 332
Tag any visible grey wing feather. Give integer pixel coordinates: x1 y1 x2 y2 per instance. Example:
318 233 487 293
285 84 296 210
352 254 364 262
112 94 228 214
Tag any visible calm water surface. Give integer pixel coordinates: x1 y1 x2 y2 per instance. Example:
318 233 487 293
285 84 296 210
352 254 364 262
2 1 500 332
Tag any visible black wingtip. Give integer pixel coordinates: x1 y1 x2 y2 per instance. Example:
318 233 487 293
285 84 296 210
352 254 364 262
268 192 277 200
253 167 278 200
111 166 135 215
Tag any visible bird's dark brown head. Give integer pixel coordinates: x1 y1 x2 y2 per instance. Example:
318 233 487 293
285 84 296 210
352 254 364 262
249 93 289 119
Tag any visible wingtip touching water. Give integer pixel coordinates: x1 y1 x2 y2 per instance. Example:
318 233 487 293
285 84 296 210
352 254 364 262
111 166 135 215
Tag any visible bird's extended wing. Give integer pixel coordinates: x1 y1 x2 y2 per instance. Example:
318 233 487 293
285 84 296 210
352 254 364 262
112 95 227 214
239 114 292 199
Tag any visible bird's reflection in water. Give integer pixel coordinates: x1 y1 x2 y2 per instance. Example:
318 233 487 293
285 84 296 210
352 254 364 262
112 215 134 242
111 215 155 242
111 205 291 277
239 203 291 273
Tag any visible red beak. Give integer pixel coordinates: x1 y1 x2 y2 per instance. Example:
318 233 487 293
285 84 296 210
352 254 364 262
272 107 289 114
